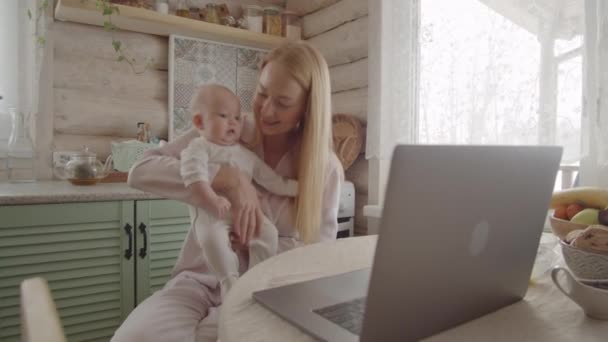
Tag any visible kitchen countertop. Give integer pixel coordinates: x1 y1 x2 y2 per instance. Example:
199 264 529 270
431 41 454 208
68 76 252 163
0 180 162 205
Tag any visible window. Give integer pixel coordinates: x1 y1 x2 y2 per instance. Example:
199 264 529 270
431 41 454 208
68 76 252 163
0 0 20 143
366 0 599 208
418 0 583 190
0 0 46 144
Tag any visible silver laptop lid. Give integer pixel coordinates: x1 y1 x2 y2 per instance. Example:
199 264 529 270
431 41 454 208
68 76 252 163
361 145 562 341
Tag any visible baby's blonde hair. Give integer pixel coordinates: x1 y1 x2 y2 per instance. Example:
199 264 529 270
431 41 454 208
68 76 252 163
259 41 334 244
188 84 238 118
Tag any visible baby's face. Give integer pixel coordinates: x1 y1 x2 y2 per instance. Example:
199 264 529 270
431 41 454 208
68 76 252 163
195 88 242 145
202 109 243 146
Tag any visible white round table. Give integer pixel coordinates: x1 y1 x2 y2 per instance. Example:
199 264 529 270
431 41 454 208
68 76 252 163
219 236 608 342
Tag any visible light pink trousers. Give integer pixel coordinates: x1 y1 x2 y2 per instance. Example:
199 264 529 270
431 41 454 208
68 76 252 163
111 271 222 342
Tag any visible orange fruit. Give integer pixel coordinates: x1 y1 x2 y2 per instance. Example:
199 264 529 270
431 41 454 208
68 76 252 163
566 203 585 220
554 205 568 220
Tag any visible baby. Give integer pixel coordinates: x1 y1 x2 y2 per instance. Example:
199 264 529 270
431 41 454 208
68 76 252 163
180 84 298 299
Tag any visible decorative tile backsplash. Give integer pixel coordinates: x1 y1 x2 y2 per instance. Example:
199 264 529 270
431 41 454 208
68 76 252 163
169 35 267 140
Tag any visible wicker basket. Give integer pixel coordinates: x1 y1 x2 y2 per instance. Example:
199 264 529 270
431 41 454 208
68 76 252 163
332 114 364 171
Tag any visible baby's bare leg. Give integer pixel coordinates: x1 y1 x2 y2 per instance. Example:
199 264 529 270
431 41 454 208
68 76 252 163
248 216 278 269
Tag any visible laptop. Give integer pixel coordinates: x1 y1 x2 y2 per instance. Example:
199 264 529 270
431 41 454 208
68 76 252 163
253 145 562 342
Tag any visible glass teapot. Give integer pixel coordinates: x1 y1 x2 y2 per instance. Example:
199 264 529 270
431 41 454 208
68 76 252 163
54 147 113 185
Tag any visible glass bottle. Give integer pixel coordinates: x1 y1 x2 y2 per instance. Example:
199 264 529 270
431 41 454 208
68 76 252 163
0 143 7 182
175 0 190 18
8 108 36 182
243 5 263 33
155 0 169 14
263 6 282 36
0 107 8 182
282 10 301 40
188 0 201 20
205 3 220 24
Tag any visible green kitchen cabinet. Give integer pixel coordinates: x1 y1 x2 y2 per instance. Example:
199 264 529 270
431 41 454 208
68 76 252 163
135 200 191 304
0 199 191 342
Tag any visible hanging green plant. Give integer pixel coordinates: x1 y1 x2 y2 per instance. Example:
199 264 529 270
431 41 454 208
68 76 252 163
92 0 155 74
28 0 153 74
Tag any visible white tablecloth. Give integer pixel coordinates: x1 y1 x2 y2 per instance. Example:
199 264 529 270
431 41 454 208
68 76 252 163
219 236 608 342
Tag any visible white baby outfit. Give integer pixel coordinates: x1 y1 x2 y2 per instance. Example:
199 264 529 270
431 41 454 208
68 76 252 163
180 136 298 297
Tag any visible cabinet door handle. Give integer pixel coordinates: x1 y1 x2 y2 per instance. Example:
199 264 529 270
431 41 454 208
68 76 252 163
138 223 148 259
124 223 133 260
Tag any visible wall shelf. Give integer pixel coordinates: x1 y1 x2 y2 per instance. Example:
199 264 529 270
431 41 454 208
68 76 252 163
55 0 288 49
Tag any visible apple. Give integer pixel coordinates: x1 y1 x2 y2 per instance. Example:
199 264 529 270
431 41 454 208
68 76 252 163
571 208 600 225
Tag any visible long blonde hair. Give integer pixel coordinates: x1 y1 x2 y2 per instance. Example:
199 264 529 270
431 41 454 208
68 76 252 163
259 41 333 244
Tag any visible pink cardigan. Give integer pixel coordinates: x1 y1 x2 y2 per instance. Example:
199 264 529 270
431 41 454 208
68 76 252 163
127 127 344 279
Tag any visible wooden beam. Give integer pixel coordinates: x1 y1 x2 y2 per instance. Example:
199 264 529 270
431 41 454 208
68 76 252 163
332 87 368 122
36 21 56 180
308 16 368 67
286 0 341 16
54 134 132 160
55 0 287 50
54 88 168 138
330 58 368 93
302 0 368 39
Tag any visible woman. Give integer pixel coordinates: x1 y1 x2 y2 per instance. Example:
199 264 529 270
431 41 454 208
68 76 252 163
111 41 344 342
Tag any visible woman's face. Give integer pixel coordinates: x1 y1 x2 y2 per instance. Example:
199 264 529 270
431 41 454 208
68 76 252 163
253 61 308 136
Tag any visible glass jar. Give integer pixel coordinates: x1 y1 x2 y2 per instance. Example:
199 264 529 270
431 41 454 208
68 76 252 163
7 108 35 183
205 3 221 24
243 5 263 33
188 1 201 20
263 6 282 36
282 10 301 40
155 0 169 14
175 0 190 18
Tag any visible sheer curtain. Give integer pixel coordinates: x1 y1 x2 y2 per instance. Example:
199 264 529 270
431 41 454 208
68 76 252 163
0 0 48 142
580 0 608 186
367 0 605 202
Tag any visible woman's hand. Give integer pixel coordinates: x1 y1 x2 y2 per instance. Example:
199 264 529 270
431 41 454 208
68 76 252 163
211 165 264 245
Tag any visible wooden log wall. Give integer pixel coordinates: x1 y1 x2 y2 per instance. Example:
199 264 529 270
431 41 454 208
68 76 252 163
51 22 168 159
46 1 369 234
289 0 369 234
49 0 283 162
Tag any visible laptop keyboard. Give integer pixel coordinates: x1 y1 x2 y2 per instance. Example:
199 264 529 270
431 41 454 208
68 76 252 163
313 297 367 335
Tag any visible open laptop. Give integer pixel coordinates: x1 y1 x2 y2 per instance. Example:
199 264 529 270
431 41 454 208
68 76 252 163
253 145 562 342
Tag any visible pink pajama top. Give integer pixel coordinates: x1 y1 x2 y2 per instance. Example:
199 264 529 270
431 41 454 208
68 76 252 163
127 124 344 282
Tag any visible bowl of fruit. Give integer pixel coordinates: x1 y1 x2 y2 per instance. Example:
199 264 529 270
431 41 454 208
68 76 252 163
549 187 608 240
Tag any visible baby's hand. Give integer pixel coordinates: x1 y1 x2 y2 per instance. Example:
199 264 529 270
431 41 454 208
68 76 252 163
213 196 231 219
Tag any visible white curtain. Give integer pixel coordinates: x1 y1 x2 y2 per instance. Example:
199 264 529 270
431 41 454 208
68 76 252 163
0 0 48 142
366 0 419 160
580 0 608 186
367 0 605 187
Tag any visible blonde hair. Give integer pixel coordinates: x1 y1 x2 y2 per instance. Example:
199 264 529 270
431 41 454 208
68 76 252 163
188 84 239 117
259 41 333 243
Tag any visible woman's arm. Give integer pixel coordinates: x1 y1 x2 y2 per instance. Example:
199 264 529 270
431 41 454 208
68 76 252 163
127 128 200 206
128 128 263 240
